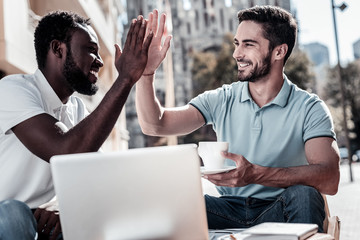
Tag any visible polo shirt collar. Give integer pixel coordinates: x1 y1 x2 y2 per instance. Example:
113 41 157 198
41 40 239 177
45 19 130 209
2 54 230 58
34 69 64 113
239 75 291 108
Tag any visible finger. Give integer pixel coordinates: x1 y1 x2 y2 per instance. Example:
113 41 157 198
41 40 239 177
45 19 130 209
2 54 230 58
123 19 136 50
114 44 122 62
142 30 154 54
152 9 159 36
145 12 153 39
157 13 167 39
135 19 147 50
36 210 51 233
49 222 62 240
43 213 60 236
131 15 144 49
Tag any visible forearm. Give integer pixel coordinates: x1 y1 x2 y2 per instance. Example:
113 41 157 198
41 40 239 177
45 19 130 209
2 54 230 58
136 75 165 136
64 75 134 152
249 163 340 195
16 75 135 162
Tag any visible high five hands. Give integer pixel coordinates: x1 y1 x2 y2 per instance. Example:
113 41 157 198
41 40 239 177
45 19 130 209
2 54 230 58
143 9 172 76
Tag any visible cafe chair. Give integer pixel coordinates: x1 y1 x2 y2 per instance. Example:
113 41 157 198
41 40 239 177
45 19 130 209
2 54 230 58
322 194 340 240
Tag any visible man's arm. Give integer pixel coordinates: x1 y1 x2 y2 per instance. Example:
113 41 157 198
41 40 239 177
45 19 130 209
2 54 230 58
205 137 340 195
12 16 153 162
136 9 204 136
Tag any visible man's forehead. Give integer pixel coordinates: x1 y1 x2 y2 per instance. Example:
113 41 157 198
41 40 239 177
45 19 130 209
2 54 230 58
235 21 266 41
73 24 99 44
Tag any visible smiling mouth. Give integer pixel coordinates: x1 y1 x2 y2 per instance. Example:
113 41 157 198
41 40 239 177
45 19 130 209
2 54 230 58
239 62 250 68
90 70 98 77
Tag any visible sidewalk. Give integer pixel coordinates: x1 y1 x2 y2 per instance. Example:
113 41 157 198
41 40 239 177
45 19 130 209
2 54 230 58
202 162 360 239
326 162 360 240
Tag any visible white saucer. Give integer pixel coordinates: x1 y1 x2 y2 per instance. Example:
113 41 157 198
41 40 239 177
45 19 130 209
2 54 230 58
200 166 236 175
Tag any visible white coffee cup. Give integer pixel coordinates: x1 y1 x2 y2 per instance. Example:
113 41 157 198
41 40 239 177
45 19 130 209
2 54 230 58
198 141 229 170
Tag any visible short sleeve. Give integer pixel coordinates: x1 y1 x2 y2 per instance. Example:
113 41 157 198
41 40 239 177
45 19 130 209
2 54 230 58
189 87 228 125
0 78 45 134
303 97 336 142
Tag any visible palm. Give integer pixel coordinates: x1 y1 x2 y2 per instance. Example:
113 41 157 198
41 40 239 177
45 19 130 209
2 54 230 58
143 10 172 75
114 16 153 83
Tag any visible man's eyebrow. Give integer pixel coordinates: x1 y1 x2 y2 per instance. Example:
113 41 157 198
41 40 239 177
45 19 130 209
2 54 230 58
243 39 258 44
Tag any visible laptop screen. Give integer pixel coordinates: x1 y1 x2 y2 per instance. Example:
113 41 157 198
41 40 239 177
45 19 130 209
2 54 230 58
50 144 209 240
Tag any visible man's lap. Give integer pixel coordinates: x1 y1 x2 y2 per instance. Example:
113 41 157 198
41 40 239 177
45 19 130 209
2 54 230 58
205 185 325 232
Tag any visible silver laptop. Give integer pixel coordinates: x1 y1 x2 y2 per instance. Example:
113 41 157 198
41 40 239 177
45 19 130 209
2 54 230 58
50 144 209 240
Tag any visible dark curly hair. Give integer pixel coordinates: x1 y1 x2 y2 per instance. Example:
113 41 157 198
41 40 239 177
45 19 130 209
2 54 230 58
237 5 297 64
34 11 91 69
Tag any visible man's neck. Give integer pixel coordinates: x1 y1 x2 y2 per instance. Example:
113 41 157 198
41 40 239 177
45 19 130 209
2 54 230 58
248 72 284 108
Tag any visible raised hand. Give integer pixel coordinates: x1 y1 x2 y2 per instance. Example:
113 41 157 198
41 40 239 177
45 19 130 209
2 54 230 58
142 9 172 75
114 15 153 84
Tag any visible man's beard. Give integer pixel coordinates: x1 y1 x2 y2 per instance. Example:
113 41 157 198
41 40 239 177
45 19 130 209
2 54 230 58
237 52 272 83
62 48 98 96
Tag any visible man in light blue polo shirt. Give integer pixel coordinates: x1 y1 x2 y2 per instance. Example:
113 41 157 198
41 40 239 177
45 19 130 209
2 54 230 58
136 7 340 232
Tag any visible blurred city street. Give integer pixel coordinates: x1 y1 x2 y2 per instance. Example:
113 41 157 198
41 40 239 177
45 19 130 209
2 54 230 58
327 162 360 240
202 162 360 240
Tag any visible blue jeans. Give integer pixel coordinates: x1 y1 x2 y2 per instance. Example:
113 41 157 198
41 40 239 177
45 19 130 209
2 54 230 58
0 199 37 240
205 185 325 232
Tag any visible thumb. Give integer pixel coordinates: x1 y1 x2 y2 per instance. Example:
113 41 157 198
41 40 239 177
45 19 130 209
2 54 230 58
221 151 239 165
114 44 122 62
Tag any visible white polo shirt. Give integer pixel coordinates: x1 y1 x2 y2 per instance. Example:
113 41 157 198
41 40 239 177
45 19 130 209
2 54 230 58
0 69 88 208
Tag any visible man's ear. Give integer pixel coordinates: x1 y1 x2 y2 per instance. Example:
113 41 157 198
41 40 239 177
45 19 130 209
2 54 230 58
50 40 65 58
274 44 288 61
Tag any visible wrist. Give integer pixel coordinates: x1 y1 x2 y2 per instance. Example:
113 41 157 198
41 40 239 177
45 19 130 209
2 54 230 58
142 71 155 77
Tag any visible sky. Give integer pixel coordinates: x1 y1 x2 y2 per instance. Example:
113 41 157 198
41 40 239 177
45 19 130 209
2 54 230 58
292 0 360 66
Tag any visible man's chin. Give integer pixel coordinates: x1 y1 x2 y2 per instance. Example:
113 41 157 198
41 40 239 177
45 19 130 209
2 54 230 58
76 84 99 96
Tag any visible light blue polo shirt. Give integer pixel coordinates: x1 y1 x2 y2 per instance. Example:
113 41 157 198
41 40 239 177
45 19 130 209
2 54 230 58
190 75 335 200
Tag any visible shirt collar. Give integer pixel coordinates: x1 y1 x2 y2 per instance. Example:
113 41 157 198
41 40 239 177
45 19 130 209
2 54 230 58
34 69 64 113
239 75 291 108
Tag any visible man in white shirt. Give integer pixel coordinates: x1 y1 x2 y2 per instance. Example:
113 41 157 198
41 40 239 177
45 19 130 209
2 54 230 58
0 10 155 239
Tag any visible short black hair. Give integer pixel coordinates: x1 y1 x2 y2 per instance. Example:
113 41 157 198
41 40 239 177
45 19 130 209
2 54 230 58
34 11 91 69
237 5 297 64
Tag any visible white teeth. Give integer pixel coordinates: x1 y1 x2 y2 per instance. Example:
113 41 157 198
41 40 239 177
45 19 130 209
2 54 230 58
239 63 249 67
90 70 97 76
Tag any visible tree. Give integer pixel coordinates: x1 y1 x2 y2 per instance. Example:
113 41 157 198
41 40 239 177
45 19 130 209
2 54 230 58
284 48 316 92
323 60 360 150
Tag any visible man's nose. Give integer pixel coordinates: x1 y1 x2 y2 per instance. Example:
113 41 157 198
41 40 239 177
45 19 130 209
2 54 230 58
233 47 244 60
96 55 104 67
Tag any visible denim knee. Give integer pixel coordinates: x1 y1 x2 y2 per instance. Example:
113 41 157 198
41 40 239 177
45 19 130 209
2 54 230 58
280 185 325 232
283 185 324 205
0 199 37 240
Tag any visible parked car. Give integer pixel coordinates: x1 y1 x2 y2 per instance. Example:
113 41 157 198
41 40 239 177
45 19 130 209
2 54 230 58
339 147 348 160
352 149 360 162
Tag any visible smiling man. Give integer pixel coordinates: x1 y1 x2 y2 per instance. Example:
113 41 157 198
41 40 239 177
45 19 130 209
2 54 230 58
0 10 153 239
136 6 340 232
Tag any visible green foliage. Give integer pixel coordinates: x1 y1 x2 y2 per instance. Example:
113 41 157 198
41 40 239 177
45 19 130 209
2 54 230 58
324 61 360 149
190 33 237 98
284 49 316 92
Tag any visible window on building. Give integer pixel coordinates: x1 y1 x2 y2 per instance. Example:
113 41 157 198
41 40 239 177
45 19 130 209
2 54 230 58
204 12 209 27
187 22 191 34
220 9 224 29
195 10 199 30
229 19 233 32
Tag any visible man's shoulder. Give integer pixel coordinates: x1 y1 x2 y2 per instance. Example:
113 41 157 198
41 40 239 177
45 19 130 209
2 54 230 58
289 82 322 105
0 73 38 95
